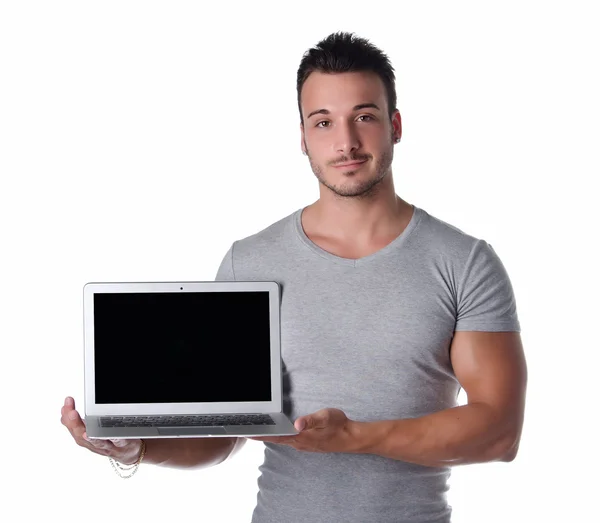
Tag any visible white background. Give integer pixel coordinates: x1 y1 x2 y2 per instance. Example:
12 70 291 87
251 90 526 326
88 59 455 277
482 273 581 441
1 1 598 522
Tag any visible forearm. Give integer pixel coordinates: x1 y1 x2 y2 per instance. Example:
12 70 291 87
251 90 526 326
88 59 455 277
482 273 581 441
143 436 238 470
352 402 518 467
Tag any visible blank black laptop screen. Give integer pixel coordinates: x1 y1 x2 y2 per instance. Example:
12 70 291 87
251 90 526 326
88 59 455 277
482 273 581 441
93 291 272 404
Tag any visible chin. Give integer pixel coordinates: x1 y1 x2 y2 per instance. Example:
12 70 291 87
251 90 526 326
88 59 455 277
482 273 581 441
330 178 382 197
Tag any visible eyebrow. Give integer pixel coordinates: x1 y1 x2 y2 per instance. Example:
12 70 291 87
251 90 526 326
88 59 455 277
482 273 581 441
306 103 381 120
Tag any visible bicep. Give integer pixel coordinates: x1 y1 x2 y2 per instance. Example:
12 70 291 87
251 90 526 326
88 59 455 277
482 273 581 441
450 331 527 421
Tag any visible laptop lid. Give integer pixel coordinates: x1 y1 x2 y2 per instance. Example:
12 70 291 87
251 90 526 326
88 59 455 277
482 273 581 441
83 281 282 417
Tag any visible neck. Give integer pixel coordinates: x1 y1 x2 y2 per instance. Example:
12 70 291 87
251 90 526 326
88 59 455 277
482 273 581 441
308 175 412 243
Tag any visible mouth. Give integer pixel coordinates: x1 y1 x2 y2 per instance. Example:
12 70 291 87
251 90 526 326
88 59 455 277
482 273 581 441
333 159 368 168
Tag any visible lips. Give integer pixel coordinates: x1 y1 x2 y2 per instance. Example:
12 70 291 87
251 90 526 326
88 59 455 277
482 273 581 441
333 160 367 168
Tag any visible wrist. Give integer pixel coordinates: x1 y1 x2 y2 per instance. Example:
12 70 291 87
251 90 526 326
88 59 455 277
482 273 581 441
347 420 370 454
348 420 394 455
109 440 146 478
119 441 145 465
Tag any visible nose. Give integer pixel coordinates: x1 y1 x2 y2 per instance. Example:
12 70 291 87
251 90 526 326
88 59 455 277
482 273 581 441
333 121 361 156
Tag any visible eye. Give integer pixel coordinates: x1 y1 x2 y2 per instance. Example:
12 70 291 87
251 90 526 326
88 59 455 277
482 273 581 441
316 116 373 128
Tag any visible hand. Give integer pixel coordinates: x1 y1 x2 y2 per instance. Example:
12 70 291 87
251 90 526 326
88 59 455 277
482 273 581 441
248 408 359 454
60 396 143 465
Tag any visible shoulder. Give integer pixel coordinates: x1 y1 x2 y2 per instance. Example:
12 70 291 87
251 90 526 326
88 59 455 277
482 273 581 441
230 208 299 259
414 205 484 261
416 207 516 302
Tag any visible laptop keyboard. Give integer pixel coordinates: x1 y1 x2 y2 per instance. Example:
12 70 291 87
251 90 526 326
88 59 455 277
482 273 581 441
100 414 275 428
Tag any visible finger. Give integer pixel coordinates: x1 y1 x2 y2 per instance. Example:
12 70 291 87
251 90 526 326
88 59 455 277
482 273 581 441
66 407 84 426
63 408 88 441
110 439 129 448
62 399 77 415
61 397 75 420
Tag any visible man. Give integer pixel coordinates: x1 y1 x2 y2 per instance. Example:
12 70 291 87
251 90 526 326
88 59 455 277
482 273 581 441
62 31 527 522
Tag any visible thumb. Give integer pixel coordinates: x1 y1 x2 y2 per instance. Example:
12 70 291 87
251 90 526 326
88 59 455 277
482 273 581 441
295 418 307 431
297 409 329 431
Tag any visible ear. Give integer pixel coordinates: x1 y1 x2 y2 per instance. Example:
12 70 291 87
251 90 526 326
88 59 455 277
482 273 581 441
392 110 402 142
300 123 307 155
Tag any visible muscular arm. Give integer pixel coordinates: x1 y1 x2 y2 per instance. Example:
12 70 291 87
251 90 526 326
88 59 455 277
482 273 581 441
352 331 527 467
143 436 247 470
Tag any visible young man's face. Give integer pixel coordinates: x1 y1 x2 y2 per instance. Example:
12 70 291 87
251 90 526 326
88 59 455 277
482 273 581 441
300 70 401 198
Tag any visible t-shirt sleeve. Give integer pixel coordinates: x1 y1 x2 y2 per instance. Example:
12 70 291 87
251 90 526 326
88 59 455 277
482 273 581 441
455 239 521 332
214 242 236 281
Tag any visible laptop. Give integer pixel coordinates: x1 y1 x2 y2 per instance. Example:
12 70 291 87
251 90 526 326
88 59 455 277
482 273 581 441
83 280 299 439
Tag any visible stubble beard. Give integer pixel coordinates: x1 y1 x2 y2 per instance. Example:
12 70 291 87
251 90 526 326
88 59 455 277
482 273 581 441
307 138 395 200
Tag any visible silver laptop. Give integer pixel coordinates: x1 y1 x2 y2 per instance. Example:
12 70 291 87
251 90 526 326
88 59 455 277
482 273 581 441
83 280 299 439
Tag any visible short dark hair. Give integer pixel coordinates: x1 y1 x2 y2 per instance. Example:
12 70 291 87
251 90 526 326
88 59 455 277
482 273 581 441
296 31 397 125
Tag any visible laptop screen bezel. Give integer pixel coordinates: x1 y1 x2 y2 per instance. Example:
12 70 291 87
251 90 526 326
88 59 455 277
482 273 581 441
82 280 282 416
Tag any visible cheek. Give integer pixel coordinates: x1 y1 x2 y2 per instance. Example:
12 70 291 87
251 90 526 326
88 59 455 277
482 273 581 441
308 150 330 169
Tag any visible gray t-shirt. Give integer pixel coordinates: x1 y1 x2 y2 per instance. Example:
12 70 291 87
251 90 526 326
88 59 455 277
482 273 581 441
215 204 521 523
